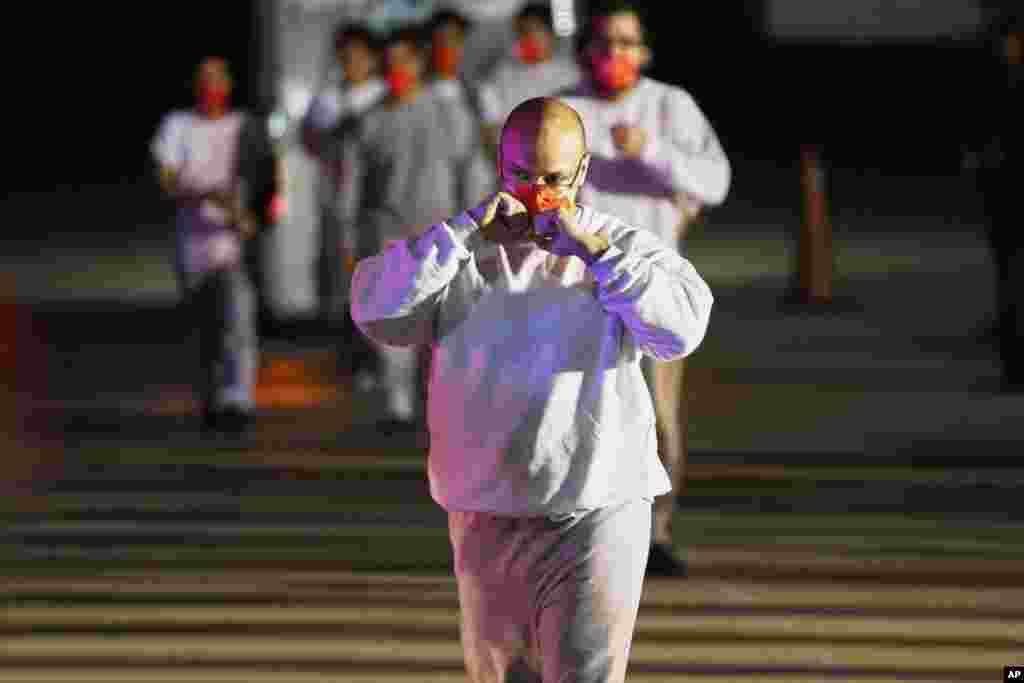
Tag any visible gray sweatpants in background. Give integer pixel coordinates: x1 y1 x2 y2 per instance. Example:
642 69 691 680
180 265 257 413
448 499 652 683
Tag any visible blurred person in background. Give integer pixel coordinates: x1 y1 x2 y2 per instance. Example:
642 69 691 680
560 0 731 576
152 56 260 435
300 23 386 328
341 24 480 429
237 102 288 336
964 11 1023 392
477 2 581 156
350 96 713 682
426 7 495 207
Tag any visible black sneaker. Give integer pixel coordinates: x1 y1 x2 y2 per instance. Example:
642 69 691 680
219 407 254 435
372 416 422 435
201 407 253 436
646 542 688 577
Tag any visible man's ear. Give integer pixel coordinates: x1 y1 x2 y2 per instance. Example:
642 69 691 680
638 45 652 70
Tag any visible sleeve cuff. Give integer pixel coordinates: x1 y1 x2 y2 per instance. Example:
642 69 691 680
586 244 627 286
441 211 484 257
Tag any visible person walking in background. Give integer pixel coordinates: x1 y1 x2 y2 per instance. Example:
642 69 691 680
300 23 386 326
237 102 288 336
426 7 495 208
560 0 731 576
964 11 1023 392
152 56 260 435
341 24 479 429
351 96 713 682
477 2 580 156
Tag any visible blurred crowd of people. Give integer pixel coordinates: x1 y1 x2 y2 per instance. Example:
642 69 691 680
146 1 1021 582
307 0 732 578
301 3 587 430
152 0 733 577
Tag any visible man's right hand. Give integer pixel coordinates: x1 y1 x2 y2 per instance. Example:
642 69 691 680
469 192 533 245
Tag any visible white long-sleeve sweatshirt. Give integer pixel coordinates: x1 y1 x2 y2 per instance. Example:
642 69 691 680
350 205 713 516
560 78 731 246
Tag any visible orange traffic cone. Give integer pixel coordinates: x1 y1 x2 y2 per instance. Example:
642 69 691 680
797 144 833 305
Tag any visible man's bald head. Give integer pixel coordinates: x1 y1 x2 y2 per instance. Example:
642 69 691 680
498 98 590 202
501 97 586 161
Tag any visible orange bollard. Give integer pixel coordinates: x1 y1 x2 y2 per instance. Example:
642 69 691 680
797 144 833 305
0 277 58 510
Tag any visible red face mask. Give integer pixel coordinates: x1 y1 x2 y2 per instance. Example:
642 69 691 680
197 84 230 115
590 53 639 93
515 35 546 64
432 42 460 78
386 64 417 99
513 184 572 220
266 194 287 224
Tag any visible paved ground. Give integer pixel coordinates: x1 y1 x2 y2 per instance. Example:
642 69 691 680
7 162 1020 462
2 161 1022 680
4 569 1023 682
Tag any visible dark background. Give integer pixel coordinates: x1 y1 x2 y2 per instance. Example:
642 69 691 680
17 3 260 193
643 2 996 175
14 1 1002 194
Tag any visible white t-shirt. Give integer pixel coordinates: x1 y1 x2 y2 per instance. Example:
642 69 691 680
478 56 581 128
560 78 731 246
151 110 246 277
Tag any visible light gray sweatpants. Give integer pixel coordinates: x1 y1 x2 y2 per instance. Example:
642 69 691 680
448 499 652 683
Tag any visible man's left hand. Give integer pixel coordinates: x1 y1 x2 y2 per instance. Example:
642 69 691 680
529 208 609 265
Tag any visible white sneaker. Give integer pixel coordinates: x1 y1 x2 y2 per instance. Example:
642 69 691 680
387 385 415 422
354 369 378 392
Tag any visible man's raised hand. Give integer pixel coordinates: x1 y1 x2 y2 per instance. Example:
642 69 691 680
470 192 533 245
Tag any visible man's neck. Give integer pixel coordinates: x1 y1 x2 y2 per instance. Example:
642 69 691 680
595 79 637 102
388 83 422 107
524 54 552 66
198 106 228 120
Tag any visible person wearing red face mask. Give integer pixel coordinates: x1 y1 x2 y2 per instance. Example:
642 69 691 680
151 57 261 435
340 25 485 430
351 96 713 682
301 24 385 330
560 0 732 577
477 2 580 157
426 9 494 208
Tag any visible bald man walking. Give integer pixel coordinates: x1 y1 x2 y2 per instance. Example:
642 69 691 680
351 97 713 682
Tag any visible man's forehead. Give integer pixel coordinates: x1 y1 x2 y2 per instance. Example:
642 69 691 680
387 41 418 57
437 20 464 38
502 130 583 172
501 101 585 165
340 38 371 52
595 12 642 37
198 58 229 79
517 16 549 33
